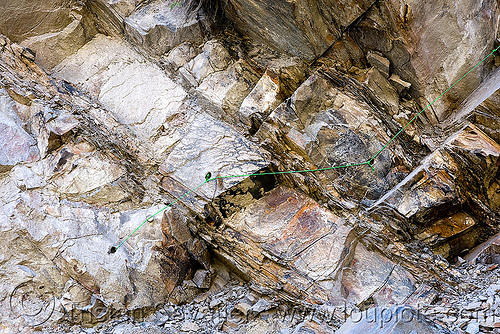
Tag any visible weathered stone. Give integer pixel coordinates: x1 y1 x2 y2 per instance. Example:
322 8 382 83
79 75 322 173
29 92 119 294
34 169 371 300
197 60 261 119
180 321 200 332
158 112 269 211
225 0 376 60
389 74 411 96
20 16 97 70
239 70 282 133
465 232 500 264
124 0 205 56
162 42 198 71
366 50 390 78
352 0 499 121
103 0 148 18
363 67 399 115
1 1 500 332
340 242 415 305
256 66 422 208
51 154 126 195
199 185 414 306
192 269 211 289
0 91 39 171
53 34 187 140
416 212 481 259
181 40 232 85
0 0 74 43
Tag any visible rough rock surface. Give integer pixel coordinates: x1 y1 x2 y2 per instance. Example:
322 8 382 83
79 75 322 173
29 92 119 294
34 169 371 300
0 0 500 333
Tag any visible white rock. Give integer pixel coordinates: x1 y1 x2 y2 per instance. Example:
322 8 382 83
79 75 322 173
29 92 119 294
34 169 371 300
53 34 187 140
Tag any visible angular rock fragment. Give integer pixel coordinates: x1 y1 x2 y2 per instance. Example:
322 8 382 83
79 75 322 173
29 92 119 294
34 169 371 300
389 74 411 96
366 50 391 78
225 0 376 60
125 0 205 56
256 66 423 208
239 70 282 134
159 112 270 212
0 91 39 171
416 212 481 259
181 40 232 85
196 60 261 119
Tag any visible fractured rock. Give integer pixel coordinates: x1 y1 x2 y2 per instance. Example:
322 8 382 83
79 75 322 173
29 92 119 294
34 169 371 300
124 0 205 56
366 50 390 78
239 69 282 133
0 91 39 171
389 74 411 96
198 185 415 306
225 0 376 60
336 305 450 334
256 66 422 208
53 34 187 141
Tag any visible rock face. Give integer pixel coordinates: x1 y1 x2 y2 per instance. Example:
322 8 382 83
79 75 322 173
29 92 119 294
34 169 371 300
225 0 376 60
0 0 97 70
0 90 39 171
0 0 499 333
336 306 450 334
124 0 205 56
201 185 415 306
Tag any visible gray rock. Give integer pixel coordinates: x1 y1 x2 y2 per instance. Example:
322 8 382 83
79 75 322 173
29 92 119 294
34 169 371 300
465 301 483 310
193 269 211 289
249 299 275 316
225 0 376 60
238 70 282 132
124 0 205 56
465 322 480 334
182 40 232 85
0 91 39 170
180 321 200 332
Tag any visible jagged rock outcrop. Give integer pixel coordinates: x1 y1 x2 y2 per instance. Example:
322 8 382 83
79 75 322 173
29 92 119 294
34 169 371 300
0 0 499 333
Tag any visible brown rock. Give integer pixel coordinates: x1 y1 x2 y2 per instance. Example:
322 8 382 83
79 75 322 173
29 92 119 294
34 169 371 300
366 50 390 78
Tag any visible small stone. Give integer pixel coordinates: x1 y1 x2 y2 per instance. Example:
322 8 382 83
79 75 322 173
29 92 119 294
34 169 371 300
436 260 449 268
193 269 211 289
389 73 411 95
487 284 500 295
210 298 223 309
465 322 480 334
233 301 252 316
487 264 498 271
465 301 482 310
249 299 274 316
180 322 199 332
21 47 36 62
455 256 466 266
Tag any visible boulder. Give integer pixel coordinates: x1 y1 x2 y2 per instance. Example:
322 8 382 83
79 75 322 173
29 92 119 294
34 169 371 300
239 70 282 133
198 185 415 306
